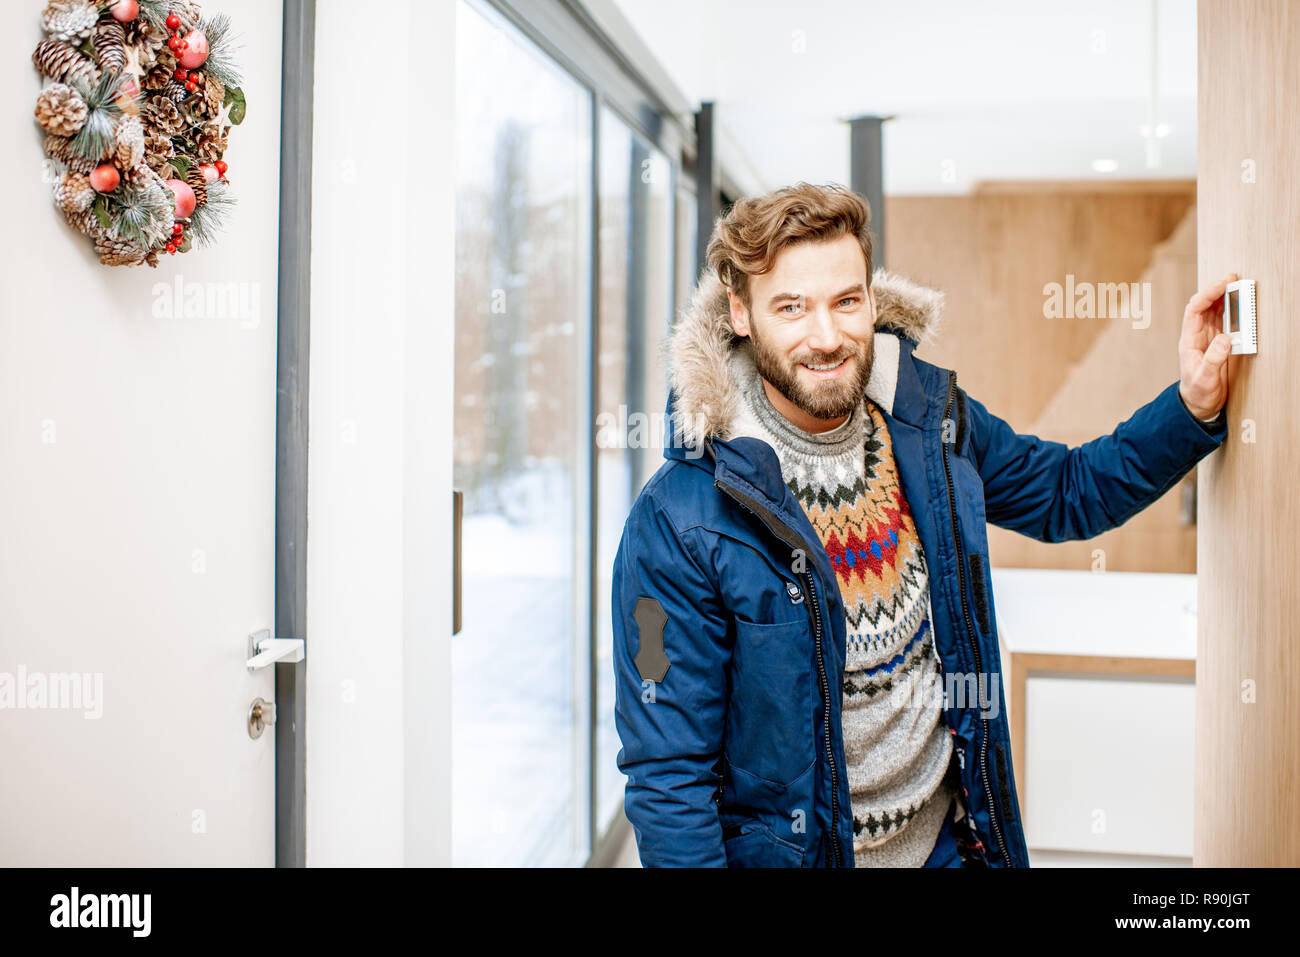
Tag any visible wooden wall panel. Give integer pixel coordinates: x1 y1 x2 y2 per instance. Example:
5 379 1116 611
1194 0 1300 866
885 183 1197 572
886 185 1195 432
990 208 1199 572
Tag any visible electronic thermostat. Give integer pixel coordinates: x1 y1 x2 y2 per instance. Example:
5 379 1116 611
1223 279 1257 355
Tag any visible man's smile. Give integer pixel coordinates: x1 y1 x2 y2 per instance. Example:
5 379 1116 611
799 355 851 379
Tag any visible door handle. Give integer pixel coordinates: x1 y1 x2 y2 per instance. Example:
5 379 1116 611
453 488 463 635
246 628 305 670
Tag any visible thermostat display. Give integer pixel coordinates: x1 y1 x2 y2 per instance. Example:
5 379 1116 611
1223 279 1257 355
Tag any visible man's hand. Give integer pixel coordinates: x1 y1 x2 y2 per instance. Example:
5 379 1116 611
1178 273 1239 421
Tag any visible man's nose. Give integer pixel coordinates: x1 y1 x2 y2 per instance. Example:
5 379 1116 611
805 305 843 354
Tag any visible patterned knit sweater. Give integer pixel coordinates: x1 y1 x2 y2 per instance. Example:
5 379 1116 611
730 347 958 867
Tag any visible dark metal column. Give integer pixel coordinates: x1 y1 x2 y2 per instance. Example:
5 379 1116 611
848 115 887 269
274 0 315 869
695 101 720 278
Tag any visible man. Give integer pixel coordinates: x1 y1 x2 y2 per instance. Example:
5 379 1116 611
612 182 1233 867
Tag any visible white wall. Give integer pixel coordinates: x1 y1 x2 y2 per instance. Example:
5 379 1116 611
307 0 455 866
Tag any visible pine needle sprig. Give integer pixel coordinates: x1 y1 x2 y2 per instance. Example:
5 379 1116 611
107 177 173 248
188 176 234 247
198 12 243 89
67 70 129 163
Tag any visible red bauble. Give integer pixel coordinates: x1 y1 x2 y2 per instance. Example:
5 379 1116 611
178 30 209 69
214 160 228 174
89 164 120 192
185 81 197 92
174 67 187 81
115 77 140 104
165 13 181 29
110 0 139 23
188 72 199 83
167 35 180 51
164 178 196 218
172 223 184 237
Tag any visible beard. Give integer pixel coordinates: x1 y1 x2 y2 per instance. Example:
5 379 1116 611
748 323 874 421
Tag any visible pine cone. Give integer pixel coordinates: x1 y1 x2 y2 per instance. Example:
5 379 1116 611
142 128 175 172
154 48 177 78
126 19 167 75
185 165 209 209
202 73 225 119
161 79 190 105
124 16 159 48
195 129 225 165
32 38 100 88
92 14 127 74
143 63 171 91
122 161 155 188
53 170 96 214
114 114 145 169
93 231 148 267
41 1 98 43
34 82 88 136
44 133 97 173
144 94 183 134
174 1 204 31
122 162 146 187
62 204 99 238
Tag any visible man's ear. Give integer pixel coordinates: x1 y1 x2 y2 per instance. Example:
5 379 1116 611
727 287 751 338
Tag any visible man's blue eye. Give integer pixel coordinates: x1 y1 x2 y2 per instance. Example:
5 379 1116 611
781 303 799 314
839 297 857 307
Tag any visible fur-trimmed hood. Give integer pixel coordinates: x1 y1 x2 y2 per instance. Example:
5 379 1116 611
662 267 946 450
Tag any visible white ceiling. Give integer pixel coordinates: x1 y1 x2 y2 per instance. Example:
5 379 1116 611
607 0 1197 194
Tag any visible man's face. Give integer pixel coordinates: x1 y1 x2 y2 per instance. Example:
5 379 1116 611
728 233 876 428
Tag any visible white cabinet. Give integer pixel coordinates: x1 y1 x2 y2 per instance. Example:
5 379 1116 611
992 568 1196 861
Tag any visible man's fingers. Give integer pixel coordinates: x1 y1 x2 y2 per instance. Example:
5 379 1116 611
1186 279 1230 315
1194 333 1231 390
1180 301 1216 356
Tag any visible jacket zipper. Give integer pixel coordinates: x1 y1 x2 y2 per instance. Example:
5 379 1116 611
942 370 1011 866
712 476 843 868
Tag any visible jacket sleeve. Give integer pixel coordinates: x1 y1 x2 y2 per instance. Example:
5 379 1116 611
612 487 732 867
967 380 1228 543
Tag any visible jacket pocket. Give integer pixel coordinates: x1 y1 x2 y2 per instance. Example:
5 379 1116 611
726 617 815 790
722 818 804 868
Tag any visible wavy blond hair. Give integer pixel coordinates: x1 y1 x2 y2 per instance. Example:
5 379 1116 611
704 182 874 310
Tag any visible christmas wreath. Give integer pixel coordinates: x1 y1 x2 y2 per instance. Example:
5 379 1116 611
32 0 246 267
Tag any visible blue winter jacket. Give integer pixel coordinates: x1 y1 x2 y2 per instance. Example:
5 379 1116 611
612 267 1228 867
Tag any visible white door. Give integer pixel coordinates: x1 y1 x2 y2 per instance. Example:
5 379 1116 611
0 0 285 866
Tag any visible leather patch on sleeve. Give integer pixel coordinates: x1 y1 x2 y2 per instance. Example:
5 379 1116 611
633 596 670 682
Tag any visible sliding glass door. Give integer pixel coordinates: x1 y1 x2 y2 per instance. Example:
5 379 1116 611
453 0 686 866
453 0 593 867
